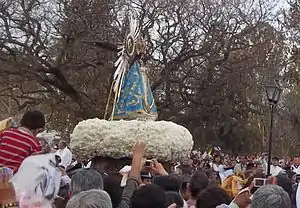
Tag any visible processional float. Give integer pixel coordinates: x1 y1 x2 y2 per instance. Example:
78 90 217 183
70 18 194 173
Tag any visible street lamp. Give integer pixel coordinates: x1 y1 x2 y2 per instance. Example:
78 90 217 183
265 80 283 176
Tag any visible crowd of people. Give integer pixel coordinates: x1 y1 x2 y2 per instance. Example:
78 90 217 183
0 110 300 208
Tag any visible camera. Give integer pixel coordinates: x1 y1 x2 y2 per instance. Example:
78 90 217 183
253 178 267 187
145 160 152 167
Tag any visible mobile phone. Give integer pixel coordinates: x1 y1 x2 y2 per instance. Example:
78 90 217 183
253 178 267 187
145 160 152 167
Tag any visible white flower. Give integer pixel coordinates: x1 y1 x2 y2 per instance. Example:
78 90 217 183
70 119 194 161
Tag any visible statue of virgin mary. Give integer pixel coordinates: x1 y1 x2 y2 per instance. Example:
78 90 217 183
109 19 158 121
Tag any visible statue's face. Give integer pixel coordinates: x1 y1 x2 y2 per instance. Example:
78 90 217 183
135 37 146 55
126 36 135 56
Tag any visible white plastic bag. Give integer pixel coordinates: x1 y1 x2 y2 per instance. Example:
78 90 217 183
119 165 131 187
11 153 62 208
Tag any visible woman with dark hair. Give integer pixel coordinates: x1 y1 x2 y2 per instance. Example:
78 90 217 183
211 154 225 184
212 154 224 173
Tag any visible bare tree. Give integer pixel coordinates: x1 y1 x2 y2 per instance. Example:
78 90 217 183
0 0 295 152
0 0 117 128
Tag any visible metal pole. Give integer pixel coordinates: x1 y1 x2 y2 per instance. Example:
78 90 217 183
267 104 275 176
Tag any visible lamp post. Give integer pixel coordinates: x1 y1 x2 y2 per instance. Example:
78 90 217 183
265 81 283 176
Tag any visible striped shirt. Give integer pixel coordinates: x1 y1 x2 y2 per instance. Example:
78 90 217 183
0 128 42 172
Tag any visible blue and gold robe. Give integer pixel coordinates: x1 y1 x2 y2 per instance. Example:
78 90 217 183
112 61 157 120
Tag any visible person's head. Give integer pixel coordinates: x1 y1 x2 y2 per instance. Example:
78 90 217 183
205 169 217 180
20 110 45 135
181 181 190 201
153 175 181 192
58 140 67 150
54 197 68 208
103 175 122 208
255 163 264 174
196 187 231 208
286 169 297 184
189 171 209 199
203 162 211 169
213 154 222 164
276 173 293 198
165 191 184 207
130 184 166 208
293 157 299 166
180 174 191 201
231 159 237 167
141 171 152 185
66 189 112 208
251 185 291 208
246 163 255 171
70 169 103 196
272 157 280 166
238 156 246 164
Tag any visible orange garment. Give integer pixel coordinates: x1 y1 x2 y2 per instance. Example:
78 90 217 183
221 173 246 198
0 172 16 206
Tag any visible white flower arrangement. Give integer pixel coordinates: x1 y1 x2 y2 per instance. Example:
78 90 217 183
70 118 194 161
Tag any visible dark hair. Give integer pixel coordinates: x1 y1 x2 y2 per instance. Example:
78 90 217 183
59 141 68 149
181 181 189 192
165 191 184 207
246 163 255 171
213 154 222 163
189 171 209 198
131 184 166 208
103 175 122 208
153 175 181 192
203 162 211 169
196 187 231 208
205 169 215 178
53 197 68 208
141 171 152 180
66 164 83 178
272 157 279 161
286 169 296 180
276 173 293 198
180 174 190 194
20 110 45 130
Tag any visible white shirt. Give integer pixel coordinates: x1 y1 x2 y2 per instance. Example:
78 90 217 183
296 182 300 208
212 163 224 172
292 165 300 174
55 147 72 168
70 160 92 169
270 165 282 176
